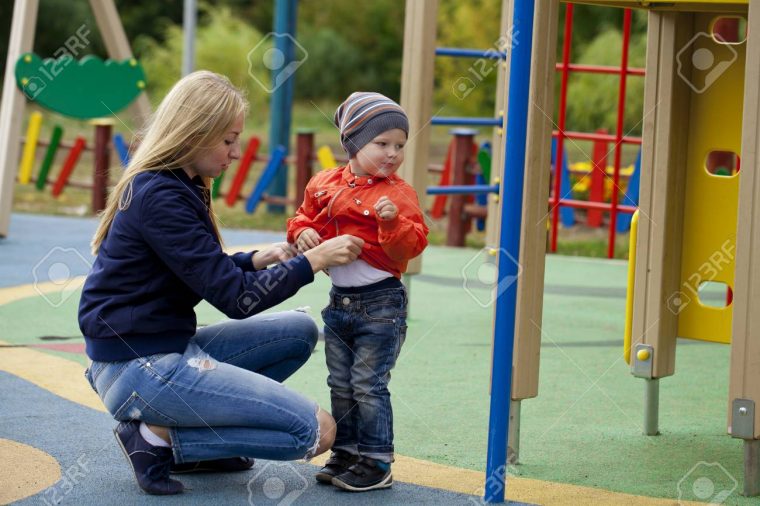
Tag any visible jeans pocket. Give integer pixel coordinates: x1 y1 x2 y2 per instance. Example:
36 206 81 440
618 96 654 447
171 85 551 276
363 301 400 323
113 391 178 426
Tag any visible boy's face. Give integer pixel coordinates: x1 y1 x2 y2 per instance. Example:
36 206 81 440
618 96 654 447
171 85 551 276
350 128 407 178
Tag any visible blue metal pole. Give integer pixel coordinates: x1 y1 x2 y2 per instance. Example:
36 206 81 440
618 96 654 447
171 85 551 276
431 116 503 127
426 184 499 195
484 0 534 503
267 0 298 213
435 47 507 60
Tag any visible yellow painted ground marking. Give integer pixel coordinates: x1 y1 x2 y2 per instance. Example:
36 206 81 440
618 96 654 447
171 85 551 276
0 439 61 503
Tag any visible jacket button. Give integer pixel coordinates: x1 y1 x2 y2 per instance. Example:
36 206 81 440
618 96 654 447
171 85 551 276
367 178 373 184
363 210 370 216
342 297 351 306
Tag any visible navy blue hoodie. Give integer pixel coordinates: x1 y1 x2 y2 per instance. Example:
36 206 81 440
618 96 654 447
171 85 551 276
79 168 314 361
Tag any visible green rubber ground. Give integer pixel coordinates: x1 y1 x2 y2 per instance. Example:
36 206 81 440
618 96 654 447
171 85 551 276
1 246 751 504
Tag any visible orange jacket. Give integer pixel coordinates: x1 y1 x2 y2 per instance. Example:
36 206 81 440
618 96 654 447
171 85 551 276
287 165 429 278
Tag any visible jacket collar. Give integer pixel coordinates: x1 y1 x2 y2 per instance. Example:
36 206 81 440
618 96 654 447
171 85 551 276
169 168 210 207
340 164 398 187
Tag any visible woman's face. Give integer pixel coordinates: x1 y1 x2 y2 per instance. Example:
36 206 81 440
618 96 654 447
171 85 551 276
186 113 244 180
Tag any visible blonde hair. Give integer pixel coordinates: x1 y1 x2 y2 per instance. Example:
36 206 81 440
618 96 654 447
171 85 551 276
91 70 248 255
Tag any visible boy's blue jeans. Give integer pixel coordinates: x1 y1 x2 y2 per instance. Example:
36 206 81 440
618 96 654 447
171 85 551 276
84 310 321 464
321 279 407 463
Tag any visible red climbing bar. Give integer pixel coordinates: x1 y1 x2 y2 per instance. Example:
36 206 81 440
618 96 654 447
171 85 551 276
607 9 632 259
551 2 574 253
555 63 645 76
552 130 642 145
550 197 636 214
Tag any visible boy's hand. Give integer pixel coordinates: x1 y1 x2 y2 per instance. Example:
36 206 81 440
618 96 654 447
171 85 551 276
297 228 322 252
374 196 398 221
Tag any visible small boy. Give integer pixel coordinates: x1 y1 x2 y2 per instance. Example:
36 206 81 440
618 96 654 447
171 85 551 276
286 92 429 491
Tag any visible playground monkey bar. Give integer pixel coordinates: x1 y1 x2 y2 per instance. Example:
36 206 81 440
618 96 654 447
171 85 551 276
435 47 507 59
555 62 645 75
553 129 642 144
551 3 642 259
431 117 503 127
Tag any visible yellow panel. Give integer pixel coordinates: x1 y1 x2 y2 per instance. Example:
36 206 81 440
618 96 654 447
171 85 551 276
562 1 747 12
677 13 745 344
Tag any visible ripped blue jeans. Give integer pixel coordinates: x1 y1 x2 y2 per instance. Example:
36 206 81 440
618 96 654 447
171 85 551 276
321 280 407 463
85 310 320 464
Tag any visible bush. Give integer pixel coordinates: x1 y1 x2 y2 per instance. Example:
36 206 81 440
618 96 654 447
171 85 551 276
294 28 361 100
433 0 502 118
133 5 269 113
564 28 647 136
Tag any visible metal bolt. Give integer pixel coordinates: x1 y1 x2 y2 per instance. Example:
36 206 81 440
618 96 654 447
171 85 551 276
739 407 748 415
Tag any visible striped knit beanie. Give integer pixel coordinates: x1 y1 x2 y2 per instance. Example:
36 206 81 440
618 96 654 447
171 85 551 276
334 92 409 157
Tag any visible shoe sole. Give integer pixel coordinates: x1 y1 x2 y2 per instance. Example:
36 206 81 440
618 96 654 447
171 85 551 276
171 464 254 474
331 473 393 492
113 427 182 495
315 471 336 484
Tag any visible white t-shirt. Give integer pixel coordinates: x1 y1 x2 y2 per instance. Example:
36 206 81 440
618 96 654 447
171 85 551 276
328 259 393 287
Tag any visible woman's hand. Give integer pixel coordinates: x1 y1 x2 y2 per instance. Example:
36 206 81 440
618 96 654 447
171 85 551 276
251 242 299 270
303 235 364 273
296 228 322 252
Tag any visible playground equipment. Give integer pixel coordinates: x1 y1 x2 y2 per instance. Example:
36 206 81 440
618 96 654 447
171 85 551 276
14 111 129 212
423 8 648 250
604 0 754 491
0 0 152 236
11 48 145 212
522 0 757 502
405 0 757 502
550 6 644 257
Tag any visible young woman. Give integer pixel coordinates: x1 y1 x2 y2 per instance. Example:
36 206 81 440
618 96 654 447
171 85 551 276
79 71 364 495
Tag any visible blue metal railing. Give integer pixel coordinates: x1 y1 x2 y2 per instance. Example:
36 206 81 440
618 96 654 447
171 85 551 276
435 47 507 59
431 117 502 127
426 184 499 195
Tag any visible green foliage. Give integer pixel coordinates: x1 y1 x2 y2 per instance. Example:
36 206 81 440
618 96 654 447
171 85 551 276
434 0 502 118
297 0 405 99
294 28 361 100
134 5 269 112
114 0 183 47
564 27 647 136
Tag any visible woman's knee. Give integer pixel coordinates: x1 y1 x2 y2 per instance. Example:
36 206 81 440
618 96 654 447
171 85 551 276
289 310 318 352
297 406 335 460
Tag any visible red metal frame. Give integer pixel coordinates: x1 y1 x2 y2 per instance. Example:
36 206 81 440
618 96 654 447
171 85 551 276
550 4 644 258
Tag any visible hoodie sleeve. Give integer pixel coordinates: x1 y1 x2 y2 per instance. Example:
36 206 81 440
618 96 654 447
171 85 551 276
141 186 314 319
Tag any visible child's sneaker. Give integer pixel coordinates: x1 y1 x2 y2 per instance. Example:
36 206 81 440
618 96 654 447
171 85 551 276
315 449 360 483
331 456 392 491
